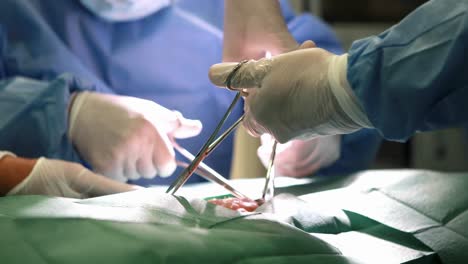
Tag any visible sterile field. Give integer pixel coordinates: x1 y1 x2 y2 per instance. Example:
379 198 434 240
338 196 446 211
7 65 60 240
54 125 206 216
2 170 467 263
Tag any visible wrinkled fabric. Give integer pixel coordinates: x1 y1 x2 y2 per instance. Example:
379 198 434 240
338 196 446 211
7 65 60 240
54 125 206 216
2 169 464 263
172 170 468 263
0 0 380 186
348 0 468 141
0 190 347 264
297 170 468 263
80 0 171 22
0 75 95 162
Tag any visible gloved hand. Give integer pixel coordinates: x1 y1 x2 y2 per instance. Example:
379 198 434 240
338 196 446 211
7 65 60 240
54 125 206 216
257 134 341 178
7 158 138 198
209 47 372 143
68 92 202 182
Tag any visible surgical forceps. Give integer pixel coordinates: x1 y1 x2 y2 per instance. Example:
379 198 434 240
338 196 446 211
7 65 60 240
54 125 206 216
261 140 278 201
167 58 278 202
166 60 249 197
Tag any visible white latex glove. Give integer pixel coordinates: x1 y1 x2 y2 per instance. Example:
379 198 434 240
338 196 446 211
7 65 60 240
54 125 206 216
257 134 341 178
7 158 138 198
209 48 372 143
68 92 202 182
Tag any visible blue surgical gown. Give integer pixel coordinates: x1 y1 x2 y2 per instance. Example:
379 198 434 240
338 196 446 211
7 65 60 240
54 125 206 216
0 0 381 185
348 0 468 142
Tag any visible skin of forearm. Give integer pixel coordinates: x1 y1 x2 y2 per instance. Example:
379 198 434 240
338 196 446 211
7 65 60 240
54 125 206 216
224 0 297 60
0 156 36 195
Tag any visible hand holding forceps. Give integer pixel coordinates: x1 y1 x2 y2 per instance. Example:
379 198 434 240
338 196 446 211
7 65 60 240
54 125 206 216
167 59 278 202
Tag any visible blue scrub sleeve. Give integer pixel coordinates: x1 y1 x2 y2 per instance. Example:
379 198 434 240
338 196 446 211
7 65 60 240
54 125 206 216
0 74 96 163
0 18 111 164
287 14 343 55
348 0 468 142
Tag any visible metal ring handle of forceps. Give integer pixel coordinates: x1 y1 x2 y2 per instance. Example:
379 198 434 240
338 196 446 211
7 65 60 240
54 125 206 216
166 60 249 196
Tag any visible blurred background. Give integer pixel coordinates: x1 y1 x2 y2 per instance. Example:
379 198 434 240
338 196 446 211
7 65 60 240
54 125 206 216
289 0 468 172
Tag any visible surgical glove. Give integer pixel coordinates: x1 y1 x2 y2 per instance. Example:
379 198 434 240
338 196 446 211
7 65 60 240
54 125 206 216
209 48 372 143
258 134 341 178
68 92 202 182
7 158 137 198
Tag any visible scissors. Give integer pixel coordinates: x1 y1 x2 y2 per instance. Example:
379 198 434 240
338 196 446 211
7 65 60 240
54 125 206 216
172 138 250 199
166 60 248 197
167 59 278 202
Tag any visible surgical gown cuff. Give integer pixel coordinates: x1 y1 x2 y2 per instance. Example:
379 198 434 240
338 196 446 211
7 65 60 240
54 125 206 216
328 54 373 129
68 91 91 142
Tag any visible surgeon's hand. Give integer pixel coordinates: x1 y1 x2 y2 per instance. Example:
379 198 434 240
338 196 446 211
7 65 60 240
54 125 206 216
257 134 341 178
223 0 298 61
7 157 137 198
68 92 202 182
209 48 372 143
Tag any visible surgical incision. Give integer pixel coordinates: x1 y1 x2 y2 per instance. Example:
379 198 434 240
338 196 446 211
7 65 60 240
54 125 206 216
207 197 264 212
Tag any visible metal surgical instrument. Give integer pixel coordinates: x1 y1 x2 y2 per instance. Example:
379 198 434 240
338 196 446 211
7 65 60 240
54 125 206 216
172 140 250 199
166 60 249 196
261 140 278 201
